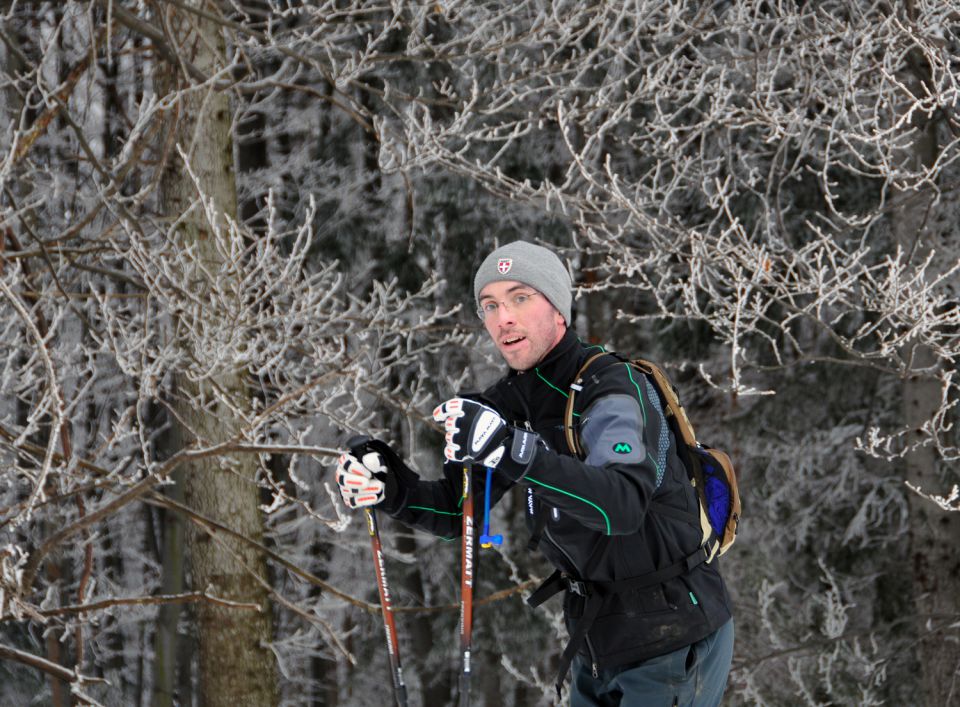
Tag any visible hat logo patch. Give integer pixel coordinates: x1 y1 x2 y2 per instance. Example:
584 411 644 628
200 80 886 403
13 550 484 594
497 258 512 274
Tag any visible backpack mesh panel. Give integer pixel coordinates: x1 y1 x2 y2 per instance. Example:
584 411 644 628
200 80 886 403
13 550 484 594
642 376 669 488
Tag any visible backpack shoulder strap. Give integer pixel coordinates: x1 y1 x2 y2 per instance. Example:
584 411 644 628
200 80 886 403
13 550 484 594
563 351 612 457
631 358 698 448
565 354 697 455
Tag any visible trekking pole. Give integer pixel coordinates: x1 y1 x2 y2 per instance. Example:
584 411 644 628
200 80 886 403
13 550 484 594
346 436 408 707
459 463 477 707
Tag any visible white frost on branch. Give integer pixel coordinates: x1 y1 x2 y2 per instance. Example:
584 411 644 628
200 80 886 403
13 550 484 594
905 482 960 512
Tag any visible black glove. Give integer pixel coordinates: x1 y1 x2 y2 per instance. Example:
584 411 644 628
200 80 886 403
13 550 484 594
432 397 539 481
340 436 419 512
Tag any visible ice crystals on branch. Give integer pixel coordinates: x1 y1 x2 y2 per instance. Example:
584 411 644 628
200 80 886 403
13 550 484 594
354 0 960 457
905 483 960 512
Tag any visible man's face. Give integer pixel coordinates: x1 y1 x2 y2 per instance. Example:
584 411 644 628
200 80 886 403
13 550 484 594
478 280 566 371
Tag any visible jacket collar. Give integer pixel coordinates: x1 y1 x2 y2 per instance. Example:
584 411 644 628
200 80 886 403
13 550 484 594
492 328 588 423
509 327 582 381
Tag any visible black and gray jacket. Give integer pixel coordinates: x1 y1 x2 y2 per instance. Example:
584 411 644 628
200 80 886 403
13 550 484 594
381 329 732 675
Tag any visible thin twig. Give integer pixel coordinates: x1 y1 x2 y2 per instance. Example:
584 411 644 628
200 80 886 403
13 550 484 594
1 590 262 622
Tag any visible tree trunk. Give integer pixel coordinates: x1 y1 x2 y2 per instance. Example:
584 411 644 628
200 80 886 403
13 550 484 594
152 471 186 707
156 4 278 706
892 74 960 706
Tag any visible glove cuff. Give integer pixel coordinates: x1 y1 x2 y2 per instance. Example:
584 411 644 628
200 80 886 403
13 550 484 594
380 472 408 514
497 429 540 482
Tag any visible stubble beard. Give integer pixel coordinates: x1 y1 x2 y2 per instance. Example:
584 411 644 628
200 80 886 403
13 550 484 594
500 323 558 371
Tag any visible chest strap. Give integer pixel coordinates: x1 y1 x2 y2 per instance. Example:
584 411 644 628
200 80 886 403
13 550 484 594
526 543 712 699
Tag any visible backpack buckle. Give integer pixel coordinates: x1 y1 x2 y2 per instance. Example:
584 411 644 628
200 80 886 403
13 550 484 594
562 574 589 596
686 543 712 571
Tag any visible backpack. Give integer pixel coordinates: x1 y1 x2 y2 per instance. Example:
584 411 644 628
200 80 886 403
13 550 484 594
563 353 741 562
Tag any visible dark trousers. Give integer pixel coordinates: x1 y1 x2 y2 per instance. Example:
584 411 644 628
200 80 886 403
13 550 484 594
569 619 734 706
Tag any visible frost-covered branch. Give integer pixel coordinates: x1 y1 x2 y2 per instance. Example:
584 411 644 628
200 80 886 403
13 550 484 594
905 482 960 512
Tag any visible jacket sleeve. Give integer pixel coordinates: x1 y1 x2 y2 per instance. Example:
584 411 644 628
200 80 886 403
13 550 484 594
381 459 514 539
519 362 675 536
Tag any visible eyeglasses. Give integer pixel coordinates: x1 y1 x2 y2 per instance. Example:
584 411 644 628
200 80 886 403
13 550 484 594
476 291 542 320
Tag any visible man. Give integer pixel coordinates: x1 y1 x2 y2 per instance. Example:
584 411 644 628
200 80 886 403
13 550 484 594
336 241 734 706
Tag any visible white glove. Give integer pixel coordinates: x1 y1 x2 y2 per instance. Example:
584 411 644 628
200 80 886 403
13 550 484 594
335 451 387 508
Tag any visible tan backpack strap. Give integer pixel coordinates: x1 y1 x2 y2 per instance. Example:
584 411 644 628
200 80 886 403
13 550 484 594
564 352 608 457
632 358 698 447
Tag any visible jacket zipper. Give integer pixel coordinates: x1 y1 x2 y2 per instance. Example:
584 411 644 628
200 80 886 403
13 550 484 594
586 635 599 678
542 527 599 677
543 526 581 576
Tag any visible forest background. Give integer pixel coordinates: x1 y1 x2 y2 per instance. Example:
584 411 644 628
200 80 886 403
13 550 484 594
1 1 958 705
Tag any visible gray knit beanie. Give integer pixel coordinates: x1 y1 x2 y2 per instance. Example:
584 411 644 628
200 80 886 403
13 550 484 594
473 241 572 324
